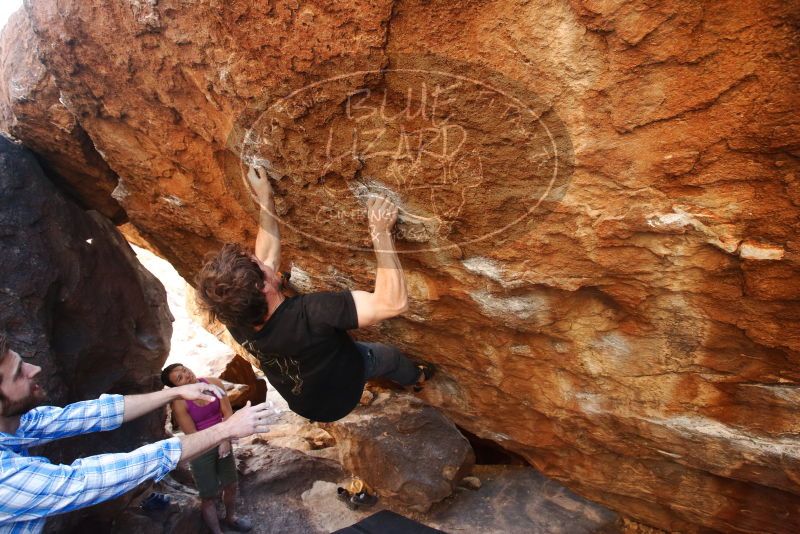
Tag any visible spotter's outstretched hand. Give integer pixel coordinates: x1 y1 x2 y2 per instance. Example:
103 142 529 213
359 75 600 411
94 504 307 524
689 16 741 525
224 401 273 438
176 382 225 403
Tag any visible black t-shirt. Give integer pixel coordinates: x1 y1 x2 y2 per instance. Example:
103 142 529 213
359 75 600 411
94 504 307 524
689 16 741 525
228 291 364 422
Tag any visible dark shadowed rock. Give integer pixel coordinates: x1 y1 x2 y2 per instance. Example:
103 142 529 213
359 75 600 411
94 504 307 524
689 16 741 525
0 134 172 478
109 477 203 534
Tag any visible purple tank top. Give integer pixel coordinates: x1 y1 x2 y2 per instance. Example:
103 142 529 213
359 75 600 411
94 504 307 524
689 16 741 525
185 378 223 431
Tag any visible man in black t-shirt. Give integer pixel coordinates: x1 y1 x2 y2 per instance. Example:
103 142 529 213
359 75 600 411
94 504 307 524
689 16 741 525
195 166 429 422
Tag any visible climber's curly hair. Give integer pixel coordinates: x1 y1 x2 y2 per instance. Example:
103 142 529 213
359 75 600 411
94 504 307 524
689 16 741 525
0 333 8 362
195 243 267 329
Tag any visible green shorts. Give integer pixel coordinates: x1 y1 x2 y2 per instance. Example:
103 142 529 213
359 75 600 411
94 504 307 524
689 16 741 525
189 446 238 499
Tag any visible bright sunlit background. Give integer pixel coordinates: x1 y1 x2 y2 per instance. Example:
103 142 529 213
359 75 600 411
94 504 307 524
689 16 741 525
0 0 23 32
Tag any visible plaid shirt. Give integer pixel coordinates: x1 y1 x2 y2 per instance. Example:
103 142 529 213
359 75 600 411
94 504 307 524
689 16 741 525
0 394 182 534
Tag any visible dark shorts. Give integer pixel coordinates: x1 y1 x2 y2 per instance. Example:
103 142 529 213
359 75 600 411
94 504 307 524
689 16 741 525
355 342 419 386
189 446 237 499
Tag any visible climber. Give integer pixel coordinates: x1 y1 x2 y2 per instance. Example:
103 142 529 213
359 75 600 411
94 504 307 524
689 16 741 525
0 333 272 533
194 165 435 423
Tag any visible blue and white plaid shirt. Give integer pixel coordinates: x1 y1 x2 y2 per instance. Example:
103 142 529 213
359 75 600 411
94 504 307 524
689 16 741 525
0 394 182 534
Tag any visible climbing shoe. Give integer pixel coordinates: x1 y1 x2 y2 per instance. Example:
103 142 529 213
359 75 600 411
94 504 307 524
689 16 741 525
412 361 437 392
349 490 379 509
338 476 379 510
337 486 352 502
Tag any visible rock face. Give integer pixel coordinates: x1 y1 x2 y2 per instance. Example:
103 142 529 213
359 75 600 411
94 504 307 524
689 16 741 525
111 481 202 534
1 1 799 531
0 134 171 420
324 393 475 512
218 354 268 408
0 132 173 523
236 440 348 533
424 465 623 534
0 11 125 223
0 135 173 527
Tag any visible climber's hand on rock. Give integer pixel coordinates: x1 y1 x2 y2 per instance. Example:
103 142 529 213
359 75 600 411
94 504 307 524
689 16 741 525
176 382 225 403
223 401 272 438
247 164 273 202
367 194 398 235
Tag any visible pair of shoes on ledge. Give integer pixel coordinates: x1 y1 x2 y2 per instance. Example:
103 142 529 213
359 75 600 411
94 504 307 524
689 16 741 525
337 477 379 510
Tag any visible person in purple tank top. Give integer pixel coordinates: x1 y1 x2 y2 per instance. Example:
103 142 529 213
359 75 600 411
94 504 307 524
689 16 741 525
161 363 252 533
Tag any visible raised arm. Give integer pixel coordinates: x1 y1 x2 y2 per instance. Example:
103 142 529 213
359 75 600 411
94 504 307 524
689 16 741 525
5 395 128 450
122 381 224 423
178 399 270 461
351 195 409 328
248 165 281 272
0 439 186 525
3 383 223 451
0 401 271 525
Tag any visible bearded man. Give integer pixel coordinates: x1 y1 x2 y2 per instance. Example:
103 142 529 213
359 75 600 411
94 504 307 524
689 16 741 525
0 333 271 533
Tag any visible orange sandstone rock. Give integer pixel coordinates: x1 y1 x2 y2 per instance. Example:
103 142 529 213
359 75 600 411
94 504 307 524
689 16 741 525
1 1 799 531
0 10 125 222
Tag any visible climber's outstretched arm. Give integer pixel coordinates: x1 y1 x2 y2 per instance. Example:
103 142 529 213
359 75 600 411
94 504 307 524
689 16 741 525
351 195 408 328
248 165 281 272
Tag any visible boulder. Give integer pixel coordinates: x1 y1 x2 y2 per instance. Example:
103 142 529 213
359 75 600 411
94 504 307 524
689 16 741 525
0 135 172 455
0 11 124 222
0 135 172 530
235 440 348 533
324 393 474 512
2 1 800 530
110 477 203 534
218 354 268 408
258 422 335 453
425 465 623 533
220 379 251 409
